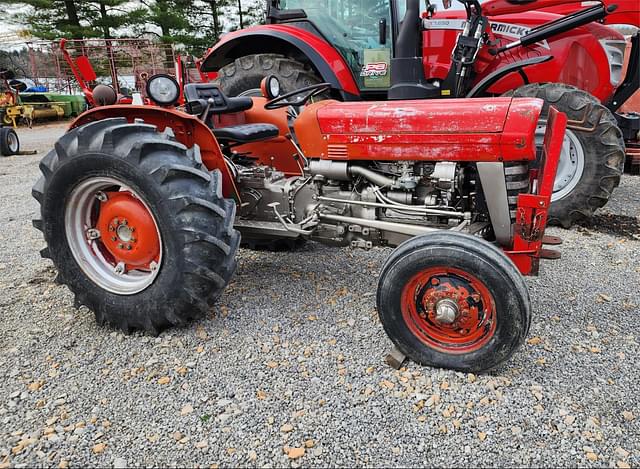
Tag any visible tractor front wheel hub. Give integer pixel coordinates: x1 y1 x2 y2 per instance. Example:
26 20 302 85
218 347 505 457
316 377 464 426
401 267 496 354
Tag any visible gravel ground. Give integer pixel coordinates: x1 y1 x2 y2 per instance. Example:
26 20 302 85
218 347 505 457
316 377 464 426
1 122 639 468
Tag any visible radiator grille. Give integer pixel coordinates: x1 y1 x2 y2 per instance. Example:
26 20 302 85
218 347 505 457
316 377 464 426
327 144 348 159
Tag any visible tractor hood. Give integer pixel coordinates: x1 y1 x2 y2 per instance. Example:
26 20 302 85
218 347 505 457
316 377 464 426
294 97 544 162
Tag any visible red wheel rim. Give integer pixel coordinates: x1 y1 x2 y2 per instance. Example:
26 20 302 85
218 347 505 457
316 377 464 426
95 191 160 271
400 267 497 354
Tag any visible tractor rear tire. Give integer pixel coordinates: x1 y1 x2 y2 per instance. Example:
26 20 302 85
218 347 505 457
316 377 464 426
215 54 322 97
507 83 625 228
377 232 531 373
32 118 240 334
0 127 19 156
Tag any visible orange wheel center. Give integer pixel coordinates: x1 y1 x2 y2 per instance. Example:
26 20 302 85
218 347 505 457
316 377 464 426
95 191 160 270
401 267 496 354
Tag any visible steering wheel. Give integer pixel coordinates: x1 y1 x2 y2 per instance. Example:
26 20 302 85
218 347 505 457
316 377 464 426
264 83 332 110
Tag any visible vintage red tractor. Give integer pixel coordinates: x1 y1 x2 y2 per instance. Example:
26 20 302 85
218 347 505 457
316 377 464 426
32 56 568 371
205 0 639 227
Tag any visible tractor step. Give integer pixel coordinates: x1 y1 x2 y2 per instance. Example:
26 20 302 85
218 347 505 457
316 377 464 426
542 235 563 245
540 248 561 260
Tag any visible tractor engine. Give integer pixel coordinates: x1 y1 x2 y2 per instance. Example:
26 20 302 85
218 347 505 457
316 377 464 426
233 157 528 248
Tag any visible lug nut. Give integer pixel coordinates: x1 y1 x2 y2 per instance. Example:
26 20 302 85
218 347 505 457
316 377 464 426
118 243 124 249
114 262 125 275
126 244 132 250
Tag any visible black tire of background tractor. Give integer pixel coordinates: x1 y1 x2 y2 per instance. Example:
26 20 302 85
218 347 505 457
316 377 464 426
377 232 531 373
0 127 19 156
215 54 322 96
505 83 625 228
32 118 240 334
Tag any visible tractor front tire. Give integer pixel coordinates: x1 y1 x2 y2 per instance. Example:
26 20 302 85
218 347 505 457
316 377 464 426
0 127 19 156
215 54 321 96
377 232 531 373
508 83 625 228
32 118 240 334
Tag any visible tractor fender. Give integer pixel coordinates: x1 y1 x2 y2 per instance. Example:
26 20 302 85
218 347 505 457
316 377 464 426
69 105 239 200
200 25 360 99
465 56 554 98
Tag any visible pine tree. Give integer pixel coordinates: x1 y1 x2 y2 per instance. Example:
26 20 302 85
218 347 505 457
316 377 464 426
6 0 93 40
85 1 147 39
4 0 146 40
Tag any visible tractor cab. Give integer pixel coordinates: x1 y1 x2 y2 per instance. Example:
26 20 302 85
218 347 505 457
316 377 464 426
267 0 400 93
266 0 482 98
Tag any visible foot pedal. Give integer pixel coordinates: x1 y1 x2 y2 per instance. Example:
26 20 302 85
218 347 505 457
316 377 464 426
540 248 561 259
385 346 406 370
542 235 562 245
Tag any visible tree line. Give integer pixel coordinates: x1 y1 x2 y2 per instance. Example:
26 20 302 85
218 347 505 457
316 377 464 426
3 0 265 56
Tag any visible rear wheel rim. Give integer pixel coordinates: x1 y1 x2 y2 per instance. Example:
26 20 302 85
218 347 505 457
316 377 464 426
64 176 162 295
536 124 585 202
238 88 262 97
7 132 18 153
400 267 497 353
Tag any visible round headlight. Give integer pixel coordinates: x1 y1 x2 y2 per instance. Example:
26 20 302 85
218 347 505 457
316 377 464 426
146 74 180 106
260 75 281 100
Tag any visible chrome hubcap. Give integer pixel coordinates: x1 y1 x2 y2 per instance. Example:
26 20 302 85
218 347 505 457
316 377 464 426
435 298 458 324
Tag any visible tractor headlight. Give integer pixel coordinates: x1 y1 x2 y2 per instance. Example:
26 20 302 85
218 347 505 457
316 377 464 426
260 75 281 99
599 39 627 87
146 74 180 106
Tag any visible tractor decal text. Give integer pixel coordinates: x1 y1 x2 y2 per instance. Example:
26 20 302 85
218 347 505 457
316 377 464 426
423 19 550 49
360 62 388 77
489 22 550 49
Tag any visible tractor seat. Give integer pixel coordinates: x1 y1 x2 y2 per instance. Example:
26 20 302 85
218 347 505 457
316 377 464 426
213 123 279 144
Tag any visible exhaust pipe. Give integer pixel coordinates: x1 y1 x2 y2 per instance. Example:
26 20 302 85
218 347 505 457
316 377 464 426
308 160 395 187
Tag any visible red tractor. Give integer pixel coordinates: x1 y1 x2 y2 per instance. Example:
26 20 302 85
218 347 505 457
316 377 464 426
205 0 640 227
33 53 568 372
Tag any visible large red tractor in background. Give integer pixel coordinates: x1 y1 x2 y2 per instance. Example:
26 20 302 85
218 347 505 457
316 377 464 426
204 0 640 228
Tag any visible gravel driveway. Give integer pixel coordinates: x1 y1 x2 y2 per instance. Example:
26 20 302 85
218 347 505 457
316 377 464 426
1 123 639 468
